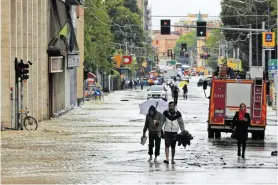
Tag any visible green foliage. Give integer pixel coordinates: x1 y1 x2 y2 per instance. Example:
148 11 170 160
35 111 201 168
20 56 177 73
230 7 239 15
220 0 277 66
84 0 114 72
105 0 145 47
123 0 141 14
206 29 225 53
84 0 145 75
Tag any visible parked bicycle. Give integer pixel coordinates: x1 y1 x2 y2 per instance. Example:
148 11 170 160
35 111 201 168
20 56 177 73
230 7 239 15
20 107 38 130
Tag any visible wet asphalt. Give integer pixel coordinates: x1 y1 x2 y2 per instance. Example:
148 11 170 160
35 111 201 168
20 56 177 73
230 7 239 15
1 77 278 184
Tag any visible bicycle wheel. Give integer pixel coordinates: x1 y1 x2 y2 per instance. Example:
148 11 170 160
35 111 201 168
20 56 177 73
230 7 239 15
23 116 38 131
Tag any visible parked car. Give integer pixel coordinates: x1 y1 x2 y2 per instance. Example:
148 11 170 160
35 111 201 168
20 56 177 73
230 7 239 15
147 85 168 100
197 78 204 87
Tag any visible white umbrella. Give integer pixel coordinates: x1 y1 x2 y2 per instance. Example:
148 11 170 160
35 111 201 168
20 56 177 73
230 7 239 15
139 98 168 115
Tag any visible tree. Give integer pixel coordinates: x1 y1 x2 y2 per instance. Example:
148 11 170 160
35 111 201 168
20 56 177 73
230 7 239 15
123 0 141 14
220 0 277 68
84 0 114 72
105 0 145 48
206 29 225 54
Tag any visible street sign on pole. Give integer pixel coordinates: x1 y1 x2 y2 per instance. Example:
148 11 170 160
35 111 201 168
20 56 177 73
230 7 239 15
263 32 275 48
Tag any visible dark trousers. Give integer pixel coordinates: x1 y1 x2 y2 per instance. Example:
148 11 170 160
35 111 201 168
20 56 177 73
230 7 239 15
237 139 246 155
173 96 178 105
149 133 161 156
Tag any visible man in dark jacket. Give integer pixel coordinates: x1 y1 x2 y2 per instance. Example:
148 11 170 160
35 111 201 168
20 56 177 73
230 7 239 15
143 106 164 163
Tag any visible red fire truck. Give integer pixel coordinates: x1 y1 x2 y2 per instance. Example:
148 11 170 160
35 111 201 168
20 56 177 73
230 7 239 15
203 65 267 139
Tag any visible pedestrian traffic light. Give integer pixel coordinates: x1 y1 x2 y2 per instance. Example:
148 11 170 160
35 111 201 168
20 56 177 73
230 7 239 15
161 20 171 35
197 21 206 37
167 49 172 57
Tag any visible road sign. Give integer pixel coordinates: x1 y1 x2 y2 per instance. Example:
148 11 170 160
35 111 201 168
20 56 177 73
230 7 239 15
268 66 278 70
268 59 278 66
197 22 206 37
262 32 275 48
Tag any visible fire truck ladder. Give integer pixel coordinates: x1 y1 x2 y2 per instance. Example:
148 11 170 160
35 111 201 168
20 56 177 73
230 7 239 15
253 77 263 118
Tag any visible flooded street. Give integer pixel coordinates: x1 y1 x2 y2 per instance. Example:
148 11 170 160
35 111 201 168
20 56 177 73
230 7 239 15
1 77 278 184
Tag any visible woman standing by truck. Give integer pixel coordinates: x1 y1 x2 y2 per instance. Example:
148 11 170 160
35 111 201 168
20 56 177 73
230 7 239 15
232 103 251 159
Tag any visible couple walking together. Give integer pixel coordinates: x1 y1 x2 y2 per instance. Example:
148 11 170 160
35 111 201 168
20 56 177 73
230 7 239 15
142 101 185 164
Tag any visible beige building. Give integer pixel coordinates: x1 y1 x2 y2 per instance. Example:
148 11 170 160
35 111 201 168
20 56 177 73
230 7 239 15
1 0 49 128
152 32 180 57
1 0 84 128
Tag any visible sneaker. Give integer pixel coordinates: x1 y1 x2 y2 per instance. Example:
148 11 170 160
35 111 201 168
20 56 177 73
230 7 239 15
148 156 153 162
154 157 157 163
171 160 176 164
163 160 169 164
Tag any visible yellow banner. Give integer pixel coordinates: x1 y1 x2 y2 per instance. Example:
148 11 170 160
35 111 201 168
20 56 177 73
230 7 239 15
114 55 122 68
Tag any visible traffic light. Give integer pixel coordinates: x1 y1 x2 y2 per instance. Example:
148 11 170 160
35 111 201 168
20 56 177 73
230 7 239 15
15 59 31 82
167 49 172 57
161 20 171 35
197 21 206 37
19 60 30 80
181 43 187 52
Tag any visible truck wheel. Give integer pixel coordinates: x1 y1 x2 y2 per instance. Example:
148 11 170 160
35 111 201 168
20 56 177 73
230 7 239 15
215 131 221 138
208 128 214 138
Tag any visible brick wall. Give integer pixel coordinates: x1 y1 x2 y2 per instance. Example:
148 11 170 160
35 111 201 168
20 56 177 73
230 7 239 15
1 0 49 128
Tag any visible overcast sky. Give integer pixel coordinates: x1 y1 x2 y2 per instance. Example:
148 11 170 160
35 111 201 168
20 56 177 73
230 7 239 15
149 0 222 30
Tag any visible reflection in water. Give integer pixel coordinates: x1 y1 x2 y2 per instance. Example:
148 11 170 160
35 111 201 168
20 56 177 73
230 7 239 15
172 164 176 170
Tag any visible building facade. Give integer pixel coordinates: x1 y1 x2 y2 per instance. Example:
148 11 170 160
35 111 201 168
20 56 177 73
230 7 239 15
152 33 180 57
0 0 84 128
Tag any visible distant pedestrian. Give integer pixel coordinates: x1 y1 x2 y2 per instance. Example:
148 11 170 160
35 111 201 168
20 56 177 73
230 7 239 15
182 84 188 99
172 86 179 105
162 101 185 164
129 81 133 89
232 103 250 158
143 106 164 163
140 81 144 90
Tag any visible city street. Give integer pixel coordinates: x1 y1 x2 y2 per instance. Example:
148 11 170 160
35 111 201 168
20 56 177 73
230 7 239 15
1 77 278 184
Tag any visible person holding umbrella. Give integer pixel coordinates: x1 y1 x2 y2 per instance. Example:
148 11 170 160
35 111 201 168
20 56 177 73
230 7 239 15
142 105 164 163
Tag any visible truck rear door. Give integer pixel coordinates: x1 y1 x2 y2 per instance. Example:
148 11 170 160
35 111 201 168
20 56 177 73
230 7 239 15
225 82 252 119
